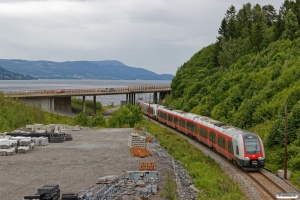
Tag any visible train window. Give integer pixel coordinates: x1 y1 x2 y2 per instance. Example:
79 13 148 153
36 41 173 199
168 115 173 122
245 138 261 154
179 119 185 127
187 122 193 131
200 127 207 138
174 117 178 124
192 124 198 134
218 136 225 149
209 131 216 143
228 141 233 154
236 145 239 155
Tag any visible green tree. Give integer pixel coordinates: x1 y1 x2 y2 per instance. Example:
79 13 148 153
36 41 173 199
236 3 252 37
262 4 278 27
282 11 299 40
108 104 143 127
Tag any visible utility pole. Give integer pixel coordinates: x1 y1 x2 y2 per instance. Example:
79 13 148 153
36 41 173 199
148 93 151 121
284 104 288 179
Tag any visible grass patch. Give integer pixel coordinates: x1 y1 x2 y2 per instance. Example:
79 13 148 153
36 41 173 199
44 112 76 125
140 119 247 200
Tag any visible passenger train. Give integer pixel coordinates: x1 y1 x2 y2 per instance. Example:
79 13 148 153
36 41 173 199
137 98 265 171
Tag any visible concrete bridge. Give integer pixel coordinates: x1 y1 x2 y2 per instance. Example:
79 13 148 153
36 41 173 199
3 85 171 114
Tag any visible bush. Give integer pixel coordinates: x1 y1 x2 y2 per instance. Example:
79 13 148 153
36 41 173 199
74 113 89 126
161 172 177 200
108 104 143 128
91 115 106 127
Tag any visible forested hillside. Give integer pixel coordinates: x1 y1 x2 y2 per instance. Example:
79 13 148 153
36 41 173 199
0 66 36 80
166 0 300 187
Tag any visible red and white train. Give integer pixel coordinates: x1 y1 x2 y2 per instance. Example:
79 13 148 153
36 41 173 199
137 98 265 171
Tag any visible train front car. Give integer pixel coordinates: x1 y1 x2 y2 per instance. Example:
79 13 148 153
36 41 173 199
235 132 265 171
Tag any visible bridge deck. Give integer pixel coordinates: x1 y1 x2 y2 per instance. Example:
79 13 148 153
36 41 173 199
3 85 171 98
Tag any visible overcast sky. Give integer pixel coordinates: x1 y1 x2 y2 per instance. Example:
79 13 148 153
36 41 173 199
0 0 284 75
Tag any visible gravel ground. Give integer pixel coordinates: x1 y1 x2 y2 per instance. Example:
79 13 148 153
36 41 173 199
0 127 173 200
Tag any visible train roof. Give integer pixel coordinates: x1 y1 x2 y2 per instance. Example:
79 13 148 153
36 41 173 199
137 98 256 139
158 106 254 139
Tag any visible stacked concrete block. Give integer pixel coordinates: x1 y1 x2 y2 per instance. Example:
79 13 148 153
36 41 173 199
18 146 30 153
19 138 32 146
128 133 146 148
31 124 43 133
54 125 59 133
0 136 47 155
72 125 80 131
26 125 33 129
46 128 53 134
60 125 68 133
0 148 14 156
0 139 10 149
32 137 40 146
36 130 46 134
39 137 49 146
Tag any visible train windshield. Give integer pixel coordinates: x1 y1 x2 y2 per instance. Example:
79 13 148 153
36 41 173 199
245 138 261 154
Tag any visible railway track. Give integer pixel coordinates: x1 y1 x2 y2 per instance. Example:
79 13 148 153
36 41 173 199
144 116 300 199
243 170 286 199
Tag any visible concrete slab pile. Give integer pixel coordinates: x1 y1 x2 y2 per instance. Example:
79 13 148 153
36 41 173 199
128 133 146 148
0 136 48 156
6 123 75 143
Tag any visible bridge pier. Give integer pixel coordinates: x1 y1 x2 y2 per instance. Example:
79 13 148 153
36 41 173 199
50 97 54 112
159 91 169 102
82 96 86 113
93 95 96 114
153 92 158 104
21 96 71 113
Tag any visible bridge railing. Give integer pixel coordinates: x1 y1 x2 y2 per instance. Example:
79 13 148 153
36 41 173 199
2 85 171 97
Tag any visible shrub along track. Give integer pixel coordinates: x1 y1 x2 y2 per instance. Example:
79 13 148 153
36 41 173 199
146 116 300 199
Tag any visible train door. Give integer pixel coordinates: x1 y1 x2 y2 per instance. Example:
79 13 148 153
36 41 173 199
174 116 178 129
209 131 216 147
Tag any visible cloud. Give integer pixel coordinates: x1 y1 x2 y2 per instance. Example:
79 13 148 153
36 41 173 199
0 0 284 75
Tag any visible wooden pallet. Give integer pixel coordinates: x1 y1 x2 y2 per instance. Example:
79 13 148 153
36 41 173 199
130 147 152 158
140 161 156 170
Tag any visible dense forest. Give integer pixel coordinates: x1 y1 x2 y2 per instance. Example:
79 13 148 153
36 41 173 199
165 0 300 186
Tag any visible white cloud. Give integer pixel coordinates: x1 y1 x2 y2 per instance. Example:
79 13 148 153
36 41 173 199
0 0 284 75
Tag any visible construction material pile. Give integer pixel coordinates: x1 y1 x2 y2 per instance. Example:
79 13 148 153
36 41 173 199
24 171 160 200
128 132 152 158
0 135 48 156
24 184 60 200
5 124 73 143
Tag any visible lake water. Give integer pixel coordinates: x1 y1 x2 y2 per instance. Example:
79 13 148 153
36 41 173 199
0 79 171 106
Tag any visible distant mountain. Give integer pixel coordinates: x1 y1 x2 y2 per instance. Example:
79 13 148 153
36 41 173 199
0 66 36 80
0 59 174 80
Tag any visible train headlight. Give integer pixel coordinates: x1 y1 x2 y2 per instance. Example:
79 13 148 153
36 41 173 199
244 157 250 160
258 156 264 160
